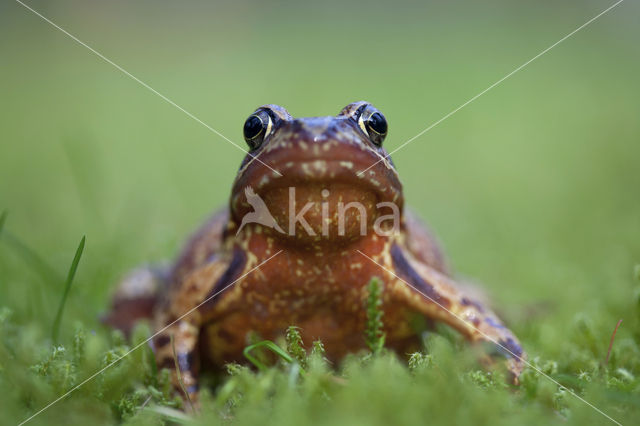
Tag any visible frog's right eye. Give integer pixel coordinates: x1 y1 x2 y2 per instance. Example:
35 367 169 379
243 110 273 150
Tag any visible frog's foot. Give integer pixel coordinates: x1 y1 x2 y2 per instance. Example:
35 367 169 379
154 318 200 407
153 254 236 406
383 244 526 382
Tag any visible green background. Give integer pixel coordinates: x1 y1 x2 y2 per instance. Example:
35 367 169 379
1 0 639 424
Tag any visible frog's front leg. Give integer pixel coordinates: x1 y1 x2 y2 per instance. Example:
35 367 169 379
153 255 234 405
384 244 526 381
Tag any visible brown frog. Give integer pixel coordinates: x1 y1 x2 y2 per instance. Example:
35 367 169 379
105 101 525 401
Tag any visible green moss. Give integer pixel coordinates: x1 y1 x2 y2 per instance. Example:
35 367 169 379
365 277 386 355
3 291 638 426
1 4 639 423
285 326 307 369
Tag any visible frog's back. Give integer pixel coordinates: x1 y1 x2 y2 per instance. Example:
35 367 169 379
168 209 230 286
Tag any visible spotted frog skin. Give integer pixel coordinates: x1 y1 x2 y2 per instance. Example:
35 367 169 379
105 101 525 402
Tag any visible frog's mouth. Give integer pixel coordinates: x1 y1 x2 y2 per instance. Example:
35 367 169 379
229 133 403 241
232 146 402 209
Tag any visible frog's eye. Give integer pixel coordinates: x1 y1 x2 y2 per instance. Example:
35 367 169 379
243 110 273 150
357 105 387 146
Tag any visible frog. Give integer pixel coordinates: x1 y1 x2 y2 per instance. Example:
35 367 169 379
104 101 525 402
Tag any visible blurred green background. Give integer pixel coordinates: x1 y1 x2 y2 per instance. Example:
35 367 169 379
1 0 639 423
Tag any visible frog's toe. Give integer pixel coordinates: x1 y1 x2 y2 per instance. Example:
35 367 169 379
496 336 527 383
481 336 526 384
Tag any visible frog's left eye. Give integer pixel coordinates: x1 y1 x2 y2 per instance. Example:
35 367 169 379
243 110 273 150
357 105 387 146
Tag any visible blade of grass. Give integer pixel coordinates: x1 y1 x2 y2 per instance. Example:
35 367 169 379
0 210 7 236
243 340 295 371
604 319 623 367
52 236 86 343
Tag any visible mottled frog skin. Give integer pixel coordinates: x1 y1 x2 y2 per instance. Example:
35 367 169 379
105 102 525 402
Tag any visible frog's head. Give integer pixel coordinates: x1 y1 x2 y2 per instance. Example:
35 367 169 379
230 102 403 245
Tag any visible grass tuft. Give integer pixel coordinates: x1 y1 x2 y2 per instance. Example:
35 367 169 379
52 236 86 343
365 277 386 354
285 326 307 369
408 352 432 372
311 340 326 359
